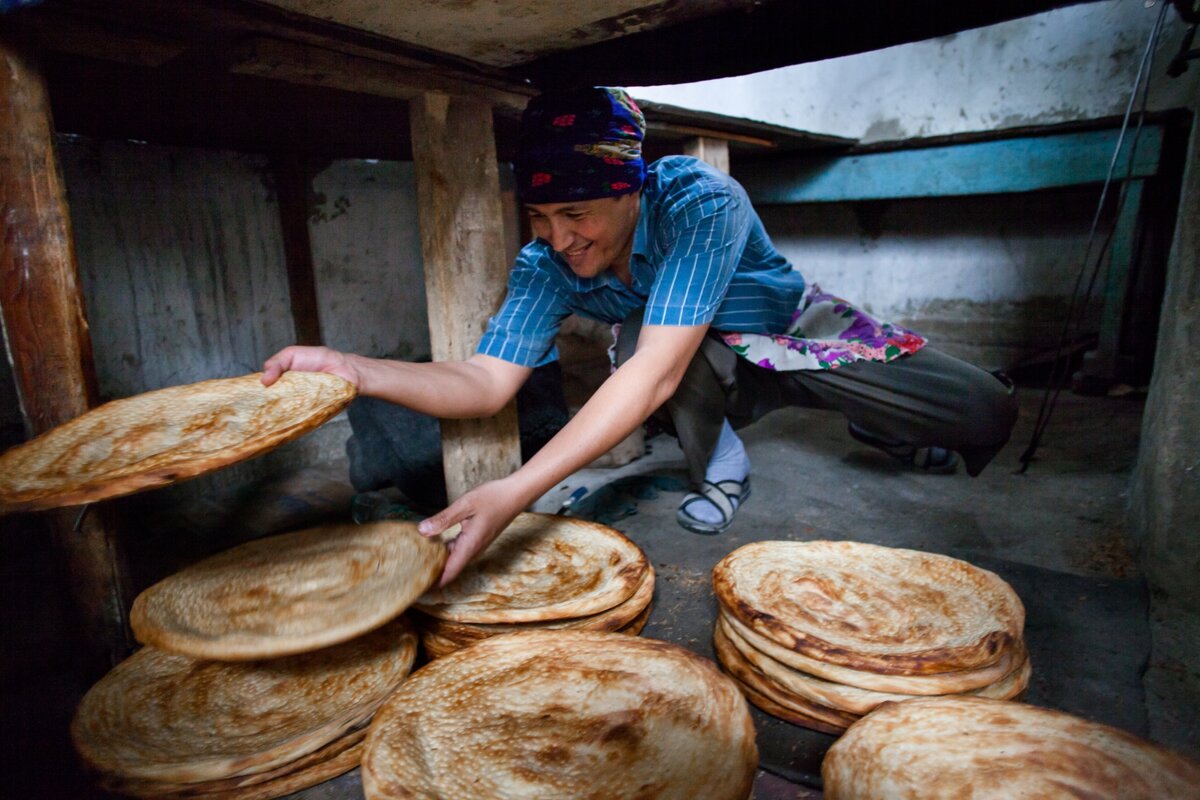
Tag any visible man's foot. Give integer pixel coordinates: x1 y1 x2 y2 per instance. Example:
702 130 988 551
677 419 751 534
848 422 959 474
677 478 752 535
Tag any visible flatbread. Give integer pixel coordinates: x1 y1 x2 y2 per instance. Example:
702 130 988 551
712 622 859 732
72 616 416 785
822 696 1200 799
713 541 1024 674
363 630 757 800
131 521 445 660
720 611 1015 695
420 600 654 659
0 372 355 514
420 562 655 642
100 727 366 798
717 615 1031 715
416 513 648 623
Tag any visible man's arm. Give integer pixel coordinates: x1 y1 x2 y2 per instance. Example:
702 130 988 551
418 322 709 584
261 347 531 419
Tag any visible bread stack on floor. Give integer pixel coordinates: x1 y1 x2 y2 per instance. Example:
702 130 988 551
711 540 1030 733
412 512 654 657
362 630 758 800
71 520 445 799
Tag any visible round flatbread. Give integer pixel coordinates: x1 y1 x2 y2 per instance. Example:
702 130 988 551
720 611 1016 695
416 513 648 624
822 696 1200 799
99 727 366 799
0 372 355 514
363 630 757 800
717 615 1031 715
713 541 1024 674
131 521 446 660
712 622 859 732
421 562 655 642
72 616 417 785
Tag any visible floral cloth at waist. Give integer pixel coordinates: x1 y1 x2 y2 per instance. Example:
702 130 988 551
717 284 926 371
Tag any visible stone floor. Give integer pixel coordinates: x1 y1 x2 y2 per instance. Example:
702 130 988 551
7 387 1198 798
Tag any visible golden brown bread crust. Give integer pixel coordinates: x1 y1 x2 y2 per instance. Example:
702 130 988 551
419 597 655 659
712 621 859 732
720 610 1017 695
0 372 355 514
712 540 1024 675
72 616 416 785
364 630 758 800
416 513 649 624
717 614 1031 715
97 727 366 798
418 562 655 643
822 696 1200 799
130 520 445 660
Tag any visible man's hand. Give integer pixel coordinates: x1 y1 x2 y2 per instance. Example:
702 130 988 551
417 476 530 586
261 346 363 388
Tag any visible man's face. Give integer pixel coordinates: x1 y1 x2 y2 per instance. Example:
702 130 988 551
526 194 640 279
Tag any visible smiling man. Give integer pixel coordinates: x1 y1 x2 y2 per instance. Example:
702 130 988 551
263 87 1017 586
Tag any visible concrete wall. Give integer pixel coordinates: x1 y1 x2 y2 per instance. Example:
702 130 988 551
631 1 1197 143
633 0 1199 370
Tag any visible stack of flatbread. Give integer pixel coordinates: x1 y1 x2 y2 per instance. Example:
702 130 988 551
72 616 418 799
412 512 654 657
711 541 1029 734
73 520 445 798
362 630 759 799
822 696 1200 799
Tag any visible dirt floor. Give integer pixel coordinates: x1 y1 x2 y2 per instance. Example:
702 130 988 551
8 387 1197 798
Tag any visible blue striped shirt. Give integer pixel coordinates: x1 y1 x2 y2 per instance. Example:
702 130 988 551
477 155 806 367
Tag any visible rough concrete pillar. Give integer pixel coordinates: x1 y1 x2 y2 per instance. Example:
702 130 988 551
1129 106 1200 608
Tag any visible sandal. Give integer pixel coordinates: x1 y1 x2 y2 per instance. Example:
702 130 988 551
676 478 751 535
848 423 959 475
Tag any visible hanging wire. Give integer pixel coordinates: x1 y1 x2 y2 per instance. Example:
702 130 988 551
1017 1 1171 473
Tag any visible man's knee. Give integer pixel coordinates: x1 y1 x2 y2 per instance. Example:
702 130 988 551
959 369 1019 446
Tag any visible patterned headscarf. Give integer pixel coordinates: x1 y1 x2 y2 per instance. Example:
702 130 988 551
513 87 646 204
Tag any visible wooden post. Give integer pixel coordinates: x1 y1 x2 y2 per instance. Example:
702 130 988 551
271 151 324 346
0 31 134 671
684 136 731 173
410 92 522 502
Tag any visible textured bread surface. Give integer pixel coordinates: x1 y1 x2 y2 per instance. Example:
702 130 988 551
713 540 1024 674
0 372 355 513
72 616 416 784
421 562 655 643
822 696 1200 799
713 621 859 732
99 727 366 799
363 630 758 800
717 615 1030 715
416 513 648 623
131 521 445 660
719 609 1016 694
420 595 654 659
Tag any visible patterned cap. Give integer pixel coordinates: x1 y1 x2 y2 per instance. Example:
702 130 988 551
513 87 646 204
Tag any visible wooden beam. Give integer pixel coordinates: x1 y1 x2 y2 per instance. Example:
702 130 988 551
0 31 133 673
271 152 323 346
228 37 531 114
683 136 730 174
410 92 522 502
649 122 775 150
737 126 1166 204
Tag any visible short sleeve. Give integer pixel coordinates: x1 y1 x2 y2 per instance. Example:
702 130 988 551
476 248 569 367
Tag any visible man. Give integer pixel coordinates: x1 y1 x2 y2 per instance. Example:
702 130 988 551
263 87 1016 585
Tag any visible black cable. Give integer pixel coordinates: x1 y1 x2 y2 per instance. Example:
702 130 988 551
1017 1 1169 473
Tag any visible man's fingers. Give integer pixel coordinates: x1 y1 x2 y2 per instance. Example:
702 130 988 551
419 501 470 538
260 348 294 386
439 539 475 587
